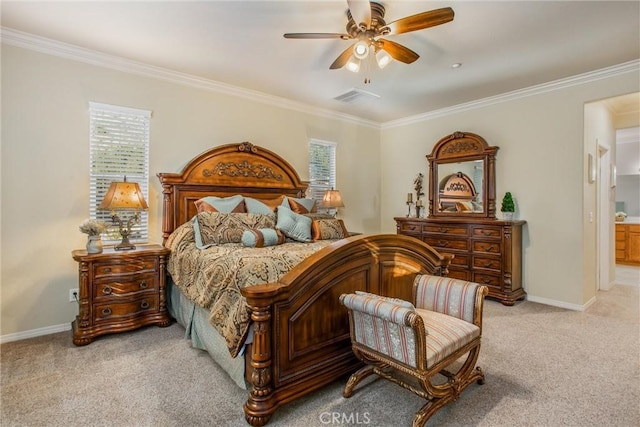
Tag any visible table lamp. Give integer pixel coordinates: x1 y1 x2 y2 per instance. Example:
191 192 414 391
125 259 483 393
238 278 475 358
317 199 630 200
321 188 345 217
98 177 148 250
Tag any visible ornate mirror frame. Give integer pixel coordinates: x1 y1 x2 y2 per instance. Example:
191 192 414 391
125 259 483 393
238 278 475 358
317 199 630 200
427 131 499 219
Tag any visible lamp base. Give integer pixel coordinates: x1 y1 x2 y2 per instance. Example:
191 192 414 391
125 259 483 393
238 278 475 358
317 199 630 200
114 237 136 251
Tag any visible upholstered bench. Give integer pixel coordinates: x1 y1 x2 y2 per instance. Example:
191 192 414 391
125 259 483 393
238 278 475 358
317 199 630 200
340 275 488 427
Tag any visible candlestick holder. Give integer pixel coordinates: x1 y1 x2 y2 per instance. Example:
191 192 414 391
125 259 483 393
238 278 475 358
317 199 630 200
415 205 422 218
406 201 414 217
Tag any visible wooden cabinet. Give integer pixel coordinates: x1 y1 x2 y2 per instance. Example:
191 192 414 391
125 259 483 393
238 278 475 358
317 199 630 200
615 223 640 266
395 217 526 305
71 244 171 345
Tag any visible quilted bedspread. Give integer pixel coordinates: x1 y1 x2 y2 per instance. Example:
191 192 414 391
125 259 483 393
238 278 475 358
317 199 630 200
165 221 333 357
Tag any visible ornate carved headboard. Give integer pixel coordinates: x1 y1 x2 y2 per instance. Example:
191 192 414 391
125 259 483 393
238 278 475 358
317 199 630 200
157 142 307 243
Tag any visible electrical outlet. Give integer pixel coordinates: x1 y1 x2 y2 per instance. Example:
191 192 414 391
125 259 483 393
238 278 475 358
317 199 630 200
69 288 79 303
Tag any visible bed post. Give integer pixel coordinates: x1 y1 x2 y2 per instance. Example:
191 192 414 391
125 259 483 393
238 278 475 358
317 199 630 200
160 181 173 245
243 295 277 426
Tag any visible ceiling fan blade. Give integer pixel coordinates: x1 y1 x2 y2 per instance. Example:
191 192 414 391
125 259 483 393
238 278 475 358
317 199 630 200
383 7 454 36
330 44 356 69
347 0 371 29
378 39 419 64
284 33 350 39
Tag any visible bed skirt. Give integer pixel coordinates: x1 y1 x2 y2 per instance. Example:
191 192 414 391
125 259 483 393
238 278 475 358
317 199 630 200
167 277 249 389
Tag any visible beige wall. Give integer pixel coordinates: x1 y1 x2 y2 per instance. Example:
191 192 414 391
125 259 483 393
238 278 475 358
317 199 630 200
0 46 380 337
380 72 640 308
2 43 639 339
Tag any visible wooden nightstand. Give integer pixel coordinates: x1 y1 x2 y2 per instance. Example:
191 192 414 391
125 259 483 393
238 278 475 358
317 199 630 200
71 244 171 346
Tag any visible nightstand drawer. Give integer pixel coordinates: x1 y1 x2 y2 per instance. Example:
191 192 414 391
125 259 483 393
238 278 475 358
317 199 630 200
94 256 159 278
398 221 422 233
94 273 158 300
94 295 159 322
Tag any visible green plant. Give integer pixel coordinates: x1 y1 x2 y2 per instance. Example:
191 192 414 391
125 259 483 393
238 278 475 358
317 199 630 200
501 192 515 213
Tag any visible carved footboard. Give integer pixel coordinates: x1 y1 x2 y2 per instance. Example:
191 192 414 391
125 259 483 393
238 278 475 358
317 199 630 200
241 233 452 426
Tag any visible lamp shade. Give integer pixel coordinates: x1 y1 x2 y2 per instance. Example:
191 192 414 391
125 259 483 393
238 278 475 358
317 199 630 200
98 180 148 211
321 189 345 208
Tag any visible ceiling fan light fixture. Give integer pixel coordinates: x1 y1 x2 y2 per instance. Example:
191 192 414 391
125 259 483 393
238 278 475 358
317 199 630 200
353 41 369 59
345 56 361 72
376 49 392 69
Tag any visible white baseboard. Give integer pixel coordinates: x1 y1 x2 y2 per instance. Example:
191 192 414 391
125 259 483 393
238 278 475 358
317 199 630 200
0 323 71 344
526 294 594 311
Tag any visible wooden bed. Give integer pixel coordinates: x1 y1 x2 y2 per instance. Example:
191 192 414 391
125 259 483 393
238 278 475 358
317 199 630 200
158 141 452 426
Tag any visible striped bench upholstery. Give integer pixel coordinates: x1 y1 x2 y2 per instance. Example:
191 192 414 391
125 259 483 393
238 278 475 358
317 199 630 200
340 274 488 427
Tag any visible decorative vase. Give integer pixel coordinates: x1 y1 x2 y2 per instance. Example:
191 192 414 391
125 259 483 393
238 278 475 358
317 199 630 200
86 235 103 254
503 212 514 221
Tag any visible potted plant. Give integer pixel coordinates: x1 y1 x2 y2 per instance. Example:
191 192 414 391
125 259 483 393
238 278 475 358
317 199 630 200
79 219 108 254
501 192 515 220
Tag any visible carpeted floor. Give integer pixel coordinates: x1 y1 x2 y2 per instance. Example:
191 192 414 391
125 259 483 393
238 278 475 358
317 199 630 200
1 277 638 427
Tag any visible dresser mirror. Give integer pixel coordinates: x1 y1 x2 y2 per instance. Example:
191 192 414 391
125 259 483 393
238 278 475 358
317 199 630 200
427 131 499 219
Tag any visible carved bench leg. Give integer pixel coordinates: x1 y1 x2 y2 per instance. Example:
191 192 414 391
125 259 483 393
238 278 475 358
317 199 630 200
343 364 375 398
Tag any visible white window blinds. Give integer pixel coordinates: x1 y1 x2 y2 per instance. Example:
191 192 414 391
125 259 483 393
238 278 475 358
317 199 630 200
89 102 151 243
308 139 337 213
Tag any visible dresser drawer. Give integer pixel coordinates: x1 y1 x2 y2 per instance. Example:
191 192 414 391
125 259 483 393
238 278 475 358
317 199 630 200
424 224 469 236
473 273 501 288
447 268 470 281
424 236 469 251
94 256 159 278
448 253 469 267
472 256 501 271
472 226 502 239
472 241 501 254
93 295 159 322
94 273 158 300
398 221 423 233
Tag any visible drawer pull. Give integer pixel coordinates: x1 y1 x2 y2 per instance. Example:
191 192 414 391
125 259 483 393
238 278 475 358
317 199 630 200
140 301 150 309
141 264 147 270
101 307 112 316
439 227 448 233
483 262 493 268
482 278 492 284
102 286 112 295
139 281 148 289
103 267 111 273
438 240 449 247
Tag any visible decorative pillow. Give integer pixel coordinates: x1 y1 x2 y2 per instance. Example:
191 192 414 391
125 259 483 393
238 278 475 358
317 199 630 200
311 218 349 240
193 212 276 249
194 195 245 213
275 206 313 243
354 291 416 310
283 196 317 214
245 195 286 214
241 228 286 248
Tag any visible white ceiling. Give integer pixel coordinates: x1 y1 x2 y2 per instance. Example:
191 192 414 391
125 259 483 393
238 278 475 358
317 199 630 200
2 1 639 123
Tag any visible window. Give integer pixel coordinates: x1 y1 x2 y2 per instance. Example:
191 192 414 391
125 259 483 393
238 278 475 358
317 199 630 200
89 102 151 243
308 139 337 213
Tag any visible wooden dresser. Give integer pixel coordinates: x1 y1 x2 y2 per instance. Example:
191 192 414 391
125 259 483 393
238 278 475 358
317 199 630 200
615 223 640 266
395 217 526 305
71 244 172 345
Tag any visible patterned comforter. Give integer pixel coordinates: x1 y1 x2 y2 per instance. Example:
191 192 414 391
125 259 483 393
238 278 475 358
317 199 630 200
165 221 333 357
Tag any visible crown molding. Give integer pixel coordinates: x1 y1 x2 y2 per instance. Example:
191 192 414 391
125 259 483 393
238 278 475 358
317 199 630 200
2 27 637 131
0 27 379 129
382 59 640 129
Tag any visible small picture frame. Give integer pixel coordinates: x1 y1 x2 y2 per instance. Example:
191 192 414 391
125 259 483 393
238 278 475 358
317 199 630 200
588 154 596 184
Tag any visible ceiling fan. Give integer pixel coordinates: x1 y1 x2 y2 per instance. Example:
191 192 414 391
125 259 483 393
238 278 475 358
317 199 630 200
284 1 454 75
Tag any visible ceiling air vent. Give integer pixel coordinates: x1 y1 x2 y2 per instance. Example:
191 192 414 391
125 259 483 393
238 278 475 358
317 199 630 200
333 88 380 104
